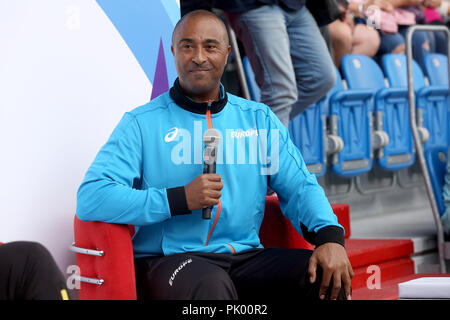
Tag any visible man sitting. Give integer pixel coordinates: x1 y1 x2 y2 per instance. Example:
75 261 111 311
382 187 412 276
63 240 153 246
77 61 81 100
76 10 353 301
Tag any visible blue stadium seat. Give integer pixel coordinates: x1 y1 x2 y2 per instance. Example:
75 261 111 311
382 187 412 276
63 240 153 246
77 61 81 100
329 56 374 177
368 54 424 170
417 63 449 153
342 54 385 97
289 102 327 176
384 53 449 216
381 54 431 150
288 68 343 177
423 53 450 148
422 53 450 216
383 53 448 151
424 53 448 86
341 54 416 171
382 54 425 90
425 146 448 215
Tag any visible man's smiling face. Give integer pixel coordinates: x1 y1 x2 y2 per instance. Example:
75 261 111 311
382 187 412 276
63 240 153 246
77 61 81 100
171 13 231 102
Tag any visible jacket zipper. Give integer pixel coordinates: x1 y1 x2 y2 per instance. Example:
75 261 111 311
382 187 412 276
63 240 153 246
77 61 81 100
203 100 235 254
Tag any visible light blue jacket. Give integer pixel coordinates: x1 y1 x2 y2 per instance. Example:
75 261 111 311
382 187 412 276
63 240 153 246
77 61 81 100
76 86 344 258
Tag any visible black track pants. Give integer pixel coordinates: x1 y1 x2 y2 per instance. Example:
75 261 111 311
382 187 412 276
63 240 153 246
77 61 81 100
0 241 68 300
135 247 348 300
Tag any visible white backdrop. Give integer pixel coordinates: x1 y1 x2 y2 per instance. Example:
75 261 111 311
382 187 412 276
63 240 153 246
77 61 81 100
0 0 178 277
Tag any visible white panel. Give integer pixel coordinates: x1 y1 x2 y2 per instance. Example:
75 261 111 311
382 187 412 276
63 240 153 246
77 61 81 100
399 277 450 299
0 0 151 275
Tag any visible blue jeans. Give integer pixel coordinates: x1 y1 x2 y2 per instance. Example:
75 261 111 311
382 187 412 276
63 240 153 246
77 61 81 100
226 5 336 127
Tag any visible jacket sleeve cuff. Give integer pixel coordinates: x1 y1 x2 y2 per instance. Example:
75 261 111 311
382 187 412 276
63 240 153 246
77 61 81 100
301 223 345 248
314 226 345 248
166 186 191 216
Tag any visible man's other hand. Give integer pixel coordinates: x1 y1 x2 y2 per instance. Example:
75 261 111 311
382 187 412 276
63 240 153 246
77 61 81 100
308 242 354 300
185 174 223 210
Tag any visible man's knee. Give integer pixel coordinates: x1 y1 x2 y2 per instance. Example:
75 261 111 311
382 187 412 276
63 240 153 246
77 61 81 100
352 25 380 57
322 66 336 93
0 241 66 300
392 43 406 54
329 20 353 52
17 241 55 267
192 269 238 300
137 256 239 300
308 64 336 100
298 50 336 99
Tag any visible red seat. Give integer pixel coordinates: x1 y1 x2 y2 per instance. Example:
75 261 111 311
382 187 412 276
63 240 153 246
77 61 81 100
73 195 349 300
73 217 137 299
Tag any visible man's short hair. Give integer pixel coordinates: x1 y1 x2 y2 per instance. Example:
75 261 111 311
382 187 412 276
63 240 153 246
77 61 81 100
172 9 230 46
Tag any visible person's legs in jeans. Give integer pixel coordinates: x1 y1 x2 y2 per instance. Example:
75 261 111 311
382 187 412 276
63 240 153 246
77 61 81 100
426 27 447 55
226 5 297 127
287 6 336 120
226 5 334 127
433 31 447 55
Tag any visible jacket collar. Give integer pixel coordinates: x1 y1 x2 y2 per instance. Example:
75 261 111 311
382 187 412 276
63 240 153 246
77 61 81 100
169 78 228 114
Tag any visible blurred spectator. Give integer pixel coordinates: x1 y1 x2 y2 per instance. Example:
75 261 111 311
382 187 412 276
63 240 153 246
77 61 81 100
214 1 338 127
180 0 213 16
424 0 445 23
435 0 450 25
422 0 448 55
369 1 426 69
0 241 69 300
328 0 386 67
371 0 447 69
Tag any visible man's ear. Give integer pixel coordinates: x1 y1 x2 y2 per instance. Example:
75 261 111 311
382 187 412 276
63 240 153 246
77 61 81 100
226 45 231 59
171 44 175 56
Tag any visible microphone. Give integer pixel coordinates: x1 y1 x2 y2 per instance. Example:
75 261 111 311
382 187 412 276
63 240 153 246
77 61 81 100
202 129 221 219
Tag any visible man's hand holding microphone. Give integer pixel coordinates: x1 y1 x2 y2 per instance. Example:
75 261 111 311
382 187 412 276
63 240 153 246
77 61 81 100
184 128 222 217
184 173 223 211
